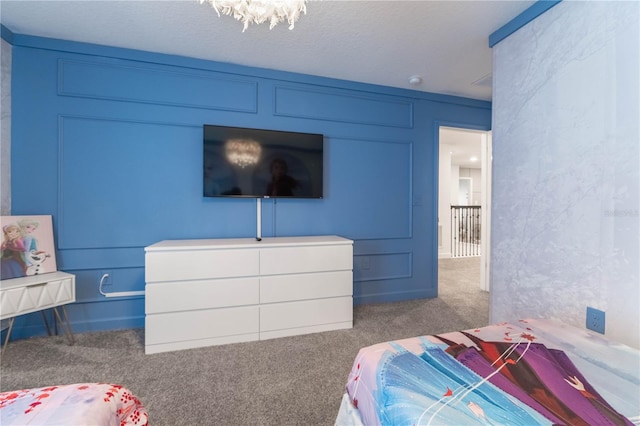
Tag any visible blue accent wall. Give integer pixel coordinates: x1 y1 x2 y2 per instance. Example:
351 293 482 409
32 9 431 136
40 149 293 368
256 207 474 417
5 29 491 339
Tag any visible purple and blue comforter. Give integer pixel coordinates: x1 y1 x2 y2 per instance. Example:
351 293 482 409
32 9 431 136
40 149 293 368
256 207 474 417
344 319 640 425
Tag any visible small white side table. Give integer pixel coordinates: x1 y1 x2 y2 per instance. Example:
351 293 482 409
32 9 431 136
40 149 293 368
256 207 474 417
0 271 76 353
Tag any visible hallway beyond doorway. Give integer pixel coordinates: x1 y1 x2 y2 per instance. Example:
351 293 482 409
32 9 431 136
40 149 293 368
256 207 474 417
438 257 485 293
437 256 489 324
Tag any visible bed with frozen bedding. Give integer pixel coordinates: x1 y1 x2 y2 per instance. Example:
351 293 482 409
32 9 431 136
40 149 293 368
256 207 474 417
336 318 640 425
0 382 148 425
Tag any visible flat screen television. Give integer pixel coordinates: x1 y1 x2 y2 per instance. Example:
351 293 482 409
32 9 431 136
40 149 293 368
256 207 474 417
203 124 324 198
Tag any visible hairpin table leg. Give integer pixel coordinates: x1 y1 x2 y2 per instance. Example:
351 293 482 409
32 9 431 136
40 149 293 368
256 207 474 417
40 310 53 336
1 317 16 356
52 306 75 346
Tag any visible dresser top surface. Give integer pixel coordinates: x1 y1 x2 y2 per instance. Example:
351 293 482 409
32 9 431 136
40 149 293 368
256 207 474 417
0 271 75 290
145 235 353 252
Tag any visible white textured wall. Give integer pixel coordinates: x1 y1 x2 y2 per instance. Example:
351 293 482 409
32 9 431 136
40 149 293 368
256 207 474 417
1 38 11 215
491 1 639 348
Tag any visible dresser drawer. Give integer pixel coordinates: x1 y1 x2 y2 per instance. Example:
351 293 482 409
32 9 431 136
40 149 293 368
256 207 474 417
260 271 352 304
260 244 353 275
145 249 259 282
260 296 353 332
145 306 259 346
0 276 75 320
146 277 259 314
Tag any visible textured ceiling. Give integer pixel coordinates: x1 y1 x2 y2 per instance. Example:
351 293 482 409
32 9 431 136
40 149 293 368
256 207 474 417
0 0 535 101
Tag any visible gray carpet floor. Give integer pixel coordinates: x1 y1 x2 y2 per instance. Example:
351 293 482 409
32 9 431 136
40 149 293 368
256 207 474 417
0 257 487 425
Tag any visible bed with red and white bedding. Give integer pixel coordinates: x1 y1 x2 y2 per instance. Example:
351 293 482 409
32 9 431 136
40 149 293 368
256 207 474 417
0 382 148 425
336 319 640 425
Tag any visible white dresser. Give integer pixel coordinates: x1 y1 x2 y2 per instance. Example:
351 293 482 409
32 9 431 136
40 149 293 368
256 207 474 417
144 235 353 354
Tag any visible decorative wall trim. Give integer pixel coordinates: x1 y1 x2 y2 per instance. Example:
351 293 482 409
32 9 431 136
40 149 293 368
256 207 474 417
6 28 491 110
73 296 145 304
61 313 144 335
353 251 412 282
6 306 144 340
58 59 258 113
57 115 202 250
0 24 14 44
326 137 413 239
354 288 434 305
489 0 562 47
274 85 414 128
57 248 145 271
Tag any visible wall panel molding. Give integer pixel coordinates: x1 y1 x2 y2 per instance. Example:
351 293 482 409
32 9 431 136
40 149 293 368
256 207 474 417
353 251 412 282
274 84 413 128
58 59 258 113
354 288 433 305
58 115 203 249
325 137 413 240
56 247 145 271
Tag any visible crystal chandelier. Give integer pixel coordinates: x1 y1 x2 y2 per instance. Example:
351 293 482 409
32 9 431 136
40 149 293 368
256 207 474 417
225 139 262 168
199 0 308 32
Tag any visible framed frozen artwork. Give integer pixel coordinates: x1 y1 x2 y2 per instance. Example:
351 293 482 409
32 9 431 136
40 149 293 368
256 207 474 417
0 215 58 280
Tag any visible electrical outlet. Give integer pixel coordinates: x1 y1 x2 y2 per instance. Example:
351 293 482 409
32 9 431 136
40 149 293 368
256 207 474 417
100 270 112 286
586 306 605 334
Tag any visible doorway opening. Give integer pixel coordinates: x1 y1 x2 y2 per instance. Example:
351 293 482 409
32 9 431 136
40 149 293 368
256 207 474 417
437 126 492 295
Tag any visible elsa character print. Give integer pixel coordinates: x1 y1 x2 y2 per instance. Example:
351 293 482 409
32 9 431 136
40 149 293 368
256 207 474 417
1 224 27 279
18 218 40 266
19 218 50 275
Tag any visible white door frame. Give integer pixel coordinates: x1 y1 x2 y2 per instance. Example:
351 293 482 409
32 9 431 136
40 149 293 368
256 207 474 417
480 132 492 291
437 126 491 292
